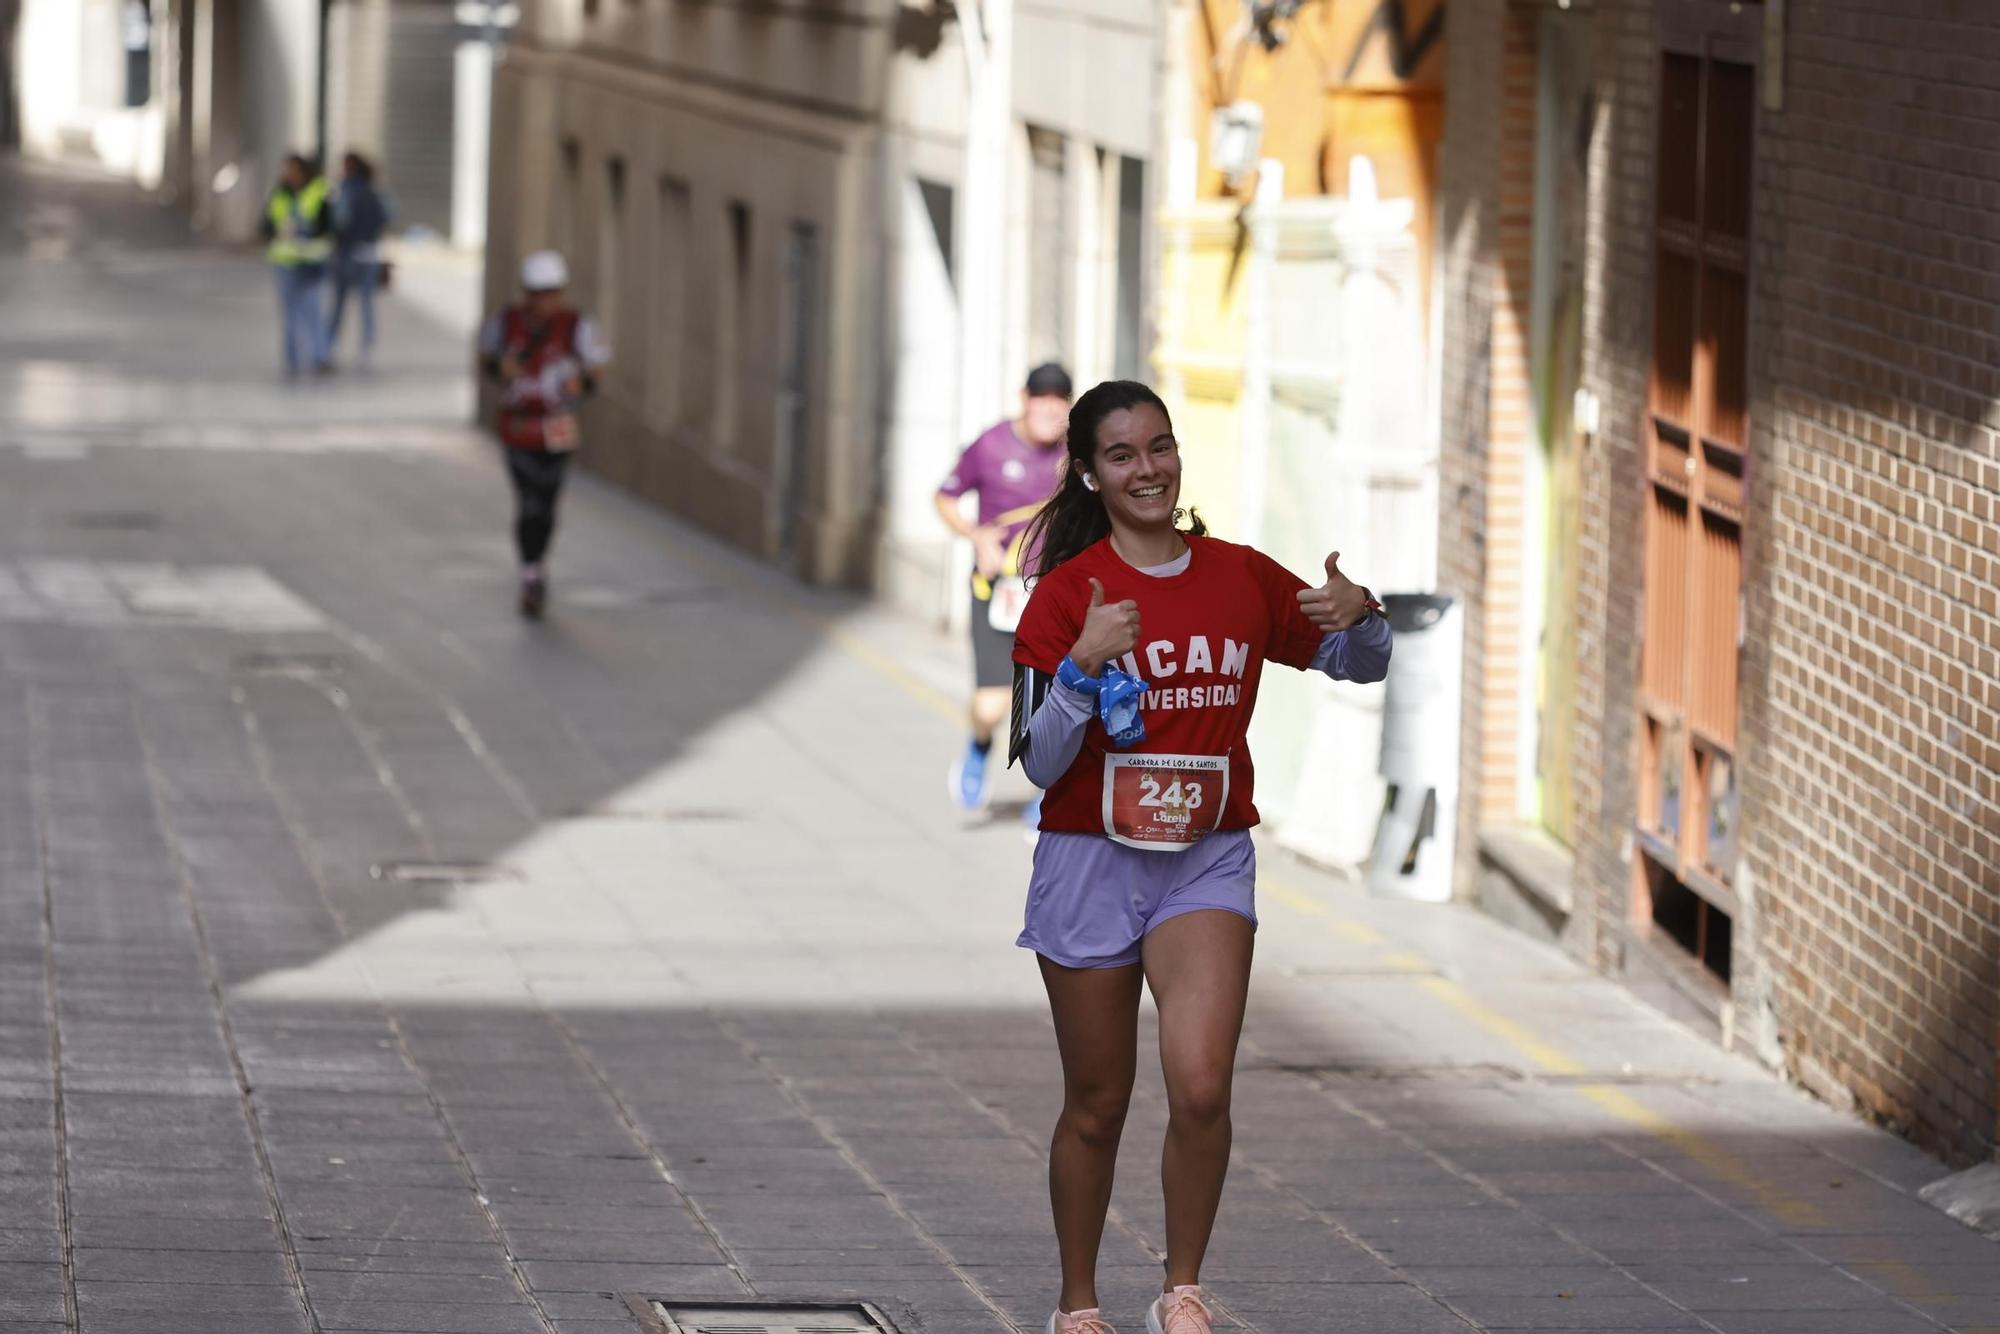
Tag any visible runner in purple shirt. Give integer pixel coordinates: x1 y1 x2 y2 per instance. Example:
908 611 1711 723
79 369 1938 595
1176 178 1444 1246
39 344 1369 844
935 362 1072 825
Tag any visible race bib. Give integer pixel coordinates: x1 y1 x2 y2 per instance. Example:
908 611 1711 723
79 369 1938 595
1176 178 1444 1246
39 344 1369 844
1101 753 1228 850
542 411 581 453
986 576 1029 633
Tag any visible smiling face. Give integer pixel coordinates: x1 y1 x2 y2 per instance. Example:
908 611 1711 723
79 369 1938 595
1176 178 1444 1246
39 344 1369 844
1088 402 1181 532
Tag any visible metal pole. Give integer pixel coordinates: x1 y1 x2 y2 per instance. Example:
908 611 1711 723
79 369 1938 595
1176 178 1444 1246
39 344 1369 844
314 0 330 167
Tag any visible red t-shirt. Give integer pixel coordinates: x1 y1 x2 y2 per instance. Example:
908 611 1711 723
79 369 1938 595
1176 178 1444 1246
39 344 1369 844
1012 534 1323 847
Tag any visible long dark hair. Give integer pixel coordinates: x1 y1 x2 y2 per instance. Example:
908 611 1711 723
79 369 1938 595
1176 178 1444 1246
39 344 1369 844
1023 380 1205 581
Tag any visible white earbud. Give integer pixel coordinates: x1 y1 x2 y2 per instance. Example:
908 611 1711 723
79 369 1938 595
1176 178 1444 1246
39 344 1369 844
1081 473 1099 492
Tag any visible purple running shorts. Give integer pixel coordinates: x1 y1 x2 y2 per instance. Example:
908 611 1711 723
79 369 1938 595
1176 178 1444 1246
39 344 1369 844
1018 830 1257 969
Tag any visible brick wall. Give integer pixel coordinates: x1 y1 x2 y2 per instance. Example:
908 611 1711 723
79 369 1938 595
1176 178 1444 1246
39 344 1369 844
1577 2 1655 981
1737 1 2000 1164
1475 12 1539 826
1436 0 1502 900
1559 1 1647 970
1443 1 1601 879
1443 0 1999 1164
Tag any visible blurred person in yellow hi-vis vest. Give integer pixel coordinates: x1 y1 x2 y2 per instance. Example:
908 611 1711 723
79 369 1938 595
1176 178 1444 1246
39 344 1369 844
258 153 333 376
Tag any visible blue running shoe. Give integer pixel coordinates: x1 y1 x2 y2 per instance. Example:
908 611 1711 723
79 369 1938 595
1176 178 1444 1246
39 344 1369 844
948 739 993 811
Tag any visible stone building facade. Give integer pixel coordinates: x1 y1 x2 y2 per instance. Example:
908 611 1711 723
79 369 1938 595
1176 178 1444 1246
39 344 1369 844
485 0 1163 601
1439 0 2000 1165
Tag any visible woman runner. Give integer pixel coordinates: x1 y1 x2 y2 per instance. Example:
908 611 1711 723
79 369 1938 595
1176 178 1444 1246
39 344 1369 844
1008 380 1392 1334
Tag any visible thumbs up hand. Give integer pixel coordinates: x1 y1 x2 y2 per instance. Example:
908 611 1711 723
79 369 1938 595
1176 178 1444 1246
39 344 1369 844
1068 577 1142 677
1296 551 1376 632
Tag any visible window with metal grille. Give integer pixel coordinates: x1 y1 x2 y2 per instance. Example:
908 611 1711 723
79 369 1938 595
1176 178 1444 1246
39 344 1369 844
1636 42 1755 984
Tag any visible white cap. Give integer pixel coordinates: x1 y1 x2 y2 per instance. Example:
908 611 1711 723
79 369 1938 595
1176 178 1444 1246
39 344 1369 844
521 249 568 291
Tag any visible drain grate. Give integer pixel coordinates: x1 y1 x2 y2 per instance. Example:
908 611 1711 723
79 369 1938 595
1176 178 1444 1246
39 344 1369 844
628 1300 902 1334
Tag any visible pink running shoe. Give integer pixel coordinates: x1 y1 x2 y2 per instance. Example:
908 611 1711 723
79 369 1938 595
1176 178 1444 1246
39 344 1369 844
1145 1286 1211 1334
1046 1308 1117 1334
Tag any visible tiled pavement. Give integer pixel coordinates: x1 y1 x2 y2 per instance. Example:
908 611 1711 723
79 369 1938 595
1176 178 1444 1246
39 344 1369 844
0 158 1994 1334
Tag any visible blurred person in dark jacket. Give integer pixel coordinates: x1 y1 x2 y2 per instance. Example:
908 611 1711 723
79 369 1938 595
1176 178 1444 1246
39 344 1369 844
326 152 393 367
258 153 332 376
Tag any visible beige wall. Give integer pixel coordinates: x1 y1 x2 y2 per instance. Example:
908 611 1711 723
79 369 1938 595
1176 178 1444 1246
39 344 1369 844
1013 0 1159 159
489 10 879 583
493 0 1164 606
518 0 892 120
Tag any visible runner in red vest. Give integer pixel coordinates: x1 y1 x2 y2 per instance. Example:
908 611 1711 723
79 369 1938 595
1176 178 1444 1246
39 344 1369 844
1007 380 1391 1334
478 250 611 618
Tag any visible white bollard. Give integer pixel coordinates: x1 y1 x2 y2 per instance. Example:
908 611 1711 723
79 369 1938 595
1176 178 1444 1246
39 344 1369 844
1367 594 1463 903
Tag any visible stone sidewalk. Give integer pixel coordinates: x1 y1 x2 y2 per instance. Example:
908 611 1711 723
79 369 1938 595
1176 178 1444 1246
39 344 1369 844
0 158 1994 1334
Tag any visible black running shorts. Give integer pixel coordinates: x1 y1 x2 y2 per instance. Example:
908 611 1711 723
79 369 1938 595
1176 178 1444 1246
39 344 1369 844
969 586 1016 689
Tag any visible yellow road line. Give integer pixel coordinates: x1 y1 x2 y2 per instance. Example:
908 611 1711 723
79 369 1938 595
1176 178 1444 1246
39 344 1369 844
1269 877 1829 1228
814 617 963 725
1417 973 1589 1077
1265 878 1385 945
623 519 964 727
762 585 963 726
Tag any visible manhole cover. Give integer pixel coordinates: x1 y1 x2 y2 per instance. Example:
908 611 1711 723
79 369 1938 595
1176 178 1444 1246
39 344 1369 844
628 1301 901 1334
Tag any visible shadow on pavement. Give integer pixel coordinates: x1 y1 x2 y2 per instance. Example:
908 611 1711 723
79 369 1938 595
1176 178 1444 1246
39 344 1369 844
1 155 1994 1334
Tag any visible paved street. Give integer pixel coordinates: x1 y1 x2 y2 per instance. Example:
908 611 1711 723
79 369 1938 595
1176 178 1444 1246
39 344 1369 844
0 159 1994 1334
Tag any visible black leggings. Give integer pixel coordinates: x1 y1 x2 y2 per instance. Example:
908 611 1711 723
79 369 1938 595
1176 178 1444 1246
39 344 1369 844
505 447 571 565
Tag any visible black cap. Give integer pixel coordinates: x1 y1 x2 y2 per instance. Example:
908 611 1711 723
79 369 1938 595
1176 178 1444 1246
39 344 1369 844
1024 362 1073 399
